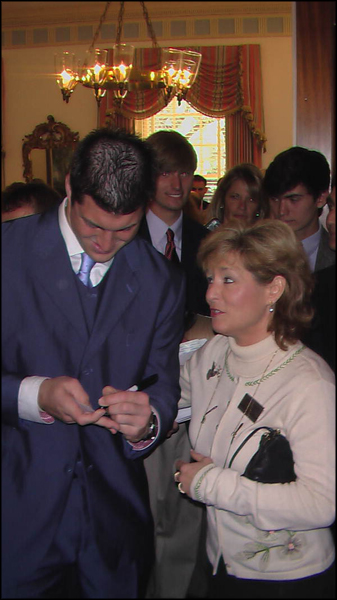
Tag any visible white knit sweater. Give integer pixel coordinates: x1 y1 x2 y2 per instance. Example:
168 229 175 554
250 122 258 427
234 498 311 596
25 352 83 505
180 334 335 580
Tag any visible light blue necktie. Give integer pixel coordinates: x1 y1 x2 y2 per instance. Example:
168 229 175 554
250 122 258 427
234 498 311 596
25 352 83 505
77 253 95 287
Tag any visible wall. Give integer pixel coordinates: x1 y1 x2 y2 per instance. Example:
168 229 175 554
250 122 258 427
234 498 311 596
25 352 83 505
2 44 98 188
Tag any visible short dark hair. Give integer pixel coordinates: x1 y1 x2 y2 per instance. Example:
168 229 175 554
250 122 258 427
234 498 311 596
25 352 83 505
147 130 197 175
263 146 331 201
69 127 155 214
2 180 61 214
193 174 207 185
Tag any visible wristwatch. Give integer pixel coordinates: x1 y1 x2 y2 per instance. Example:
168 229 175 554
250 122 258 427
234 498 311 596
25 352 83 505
142 409 158 441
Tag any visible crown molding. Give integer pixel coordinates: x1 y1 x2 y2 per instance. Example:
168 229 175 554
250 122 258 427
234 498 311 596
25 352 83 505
2 1 292 29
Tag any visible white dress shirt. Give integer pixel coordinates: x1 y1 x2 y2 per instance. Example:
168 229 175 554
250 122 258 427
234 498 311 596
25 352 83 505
146 208 183 260
301 225 321 272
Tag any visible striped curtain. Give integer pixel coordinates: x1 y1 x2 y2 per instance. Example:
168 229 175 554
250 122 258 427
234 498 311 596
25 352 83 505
99 44 266 167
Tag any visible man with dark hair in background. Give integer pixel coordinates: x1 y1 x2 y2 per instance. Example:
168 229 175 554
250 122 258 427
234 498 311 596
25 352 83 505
2 179 61 221
2 128 185 598
303 175 335 371
191 173 209 210
263 146 335 272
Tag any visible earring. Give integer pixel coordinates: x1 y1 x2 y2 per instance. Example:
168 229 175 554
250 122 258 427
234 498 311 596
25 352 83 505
269 305 274 313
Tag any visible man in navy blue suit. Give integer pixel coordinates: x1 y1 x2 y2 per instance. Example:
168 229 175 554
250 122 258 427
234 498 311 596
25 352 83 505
2 128 185 598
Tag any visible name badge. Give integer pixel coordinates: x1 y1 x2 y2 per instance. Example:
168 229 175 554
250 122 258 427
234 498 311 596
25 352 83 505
238 393 264 423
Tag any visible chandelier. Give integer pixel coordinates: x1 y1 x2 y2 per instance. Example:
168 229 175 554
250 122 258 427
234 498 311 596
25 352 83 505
54 1 202 108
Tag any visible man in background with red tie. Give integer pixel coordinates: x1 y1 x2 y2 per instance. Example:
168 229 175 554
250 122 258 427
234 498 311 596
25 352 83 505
139 130 210 322
138 130 210 598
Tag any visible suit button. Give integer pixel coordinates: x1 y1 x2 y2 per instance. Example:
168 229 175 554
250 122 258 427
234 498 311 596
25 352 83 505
87 464 93 472
66 467 73 474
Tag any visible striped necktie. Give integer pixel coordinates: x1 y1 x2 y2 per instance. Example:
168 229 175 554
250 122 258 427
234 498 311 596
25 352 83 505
77 252 95 287
165 228 180 264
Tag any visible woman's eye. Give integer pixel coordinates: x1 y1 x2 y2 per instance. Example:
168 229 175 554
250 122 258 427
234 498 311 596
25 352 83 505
230 194 240 201
223 277 234 283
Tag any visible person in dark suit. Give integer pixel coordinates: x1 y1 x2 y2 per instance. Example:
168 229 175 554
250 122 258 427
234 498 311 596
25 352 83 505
263 146 335 273
1 128 186 598
138 130 211 599
303 178 335 371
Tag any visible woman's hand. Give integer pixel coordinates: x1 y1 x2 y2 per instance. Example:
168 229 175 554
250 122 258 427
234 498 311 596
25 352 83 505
175 449 213 496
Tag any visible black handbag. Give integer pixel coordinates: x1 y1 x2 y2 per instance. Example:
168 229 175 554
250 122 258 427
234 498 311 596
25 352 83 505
228 426 296 484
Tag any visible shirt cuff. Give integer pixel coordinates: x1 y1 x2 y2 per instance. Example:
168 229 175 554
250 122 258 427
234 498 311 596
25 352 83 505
18 376 55 424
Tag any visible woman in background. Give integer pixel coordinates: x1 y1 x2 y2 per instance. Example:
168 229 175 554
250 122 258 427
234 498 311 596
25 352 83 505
206 164 266 228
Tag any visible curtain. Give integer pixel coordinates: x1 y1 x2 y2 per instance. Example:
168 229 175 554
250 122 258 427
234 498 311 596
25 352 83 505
99 44 266 167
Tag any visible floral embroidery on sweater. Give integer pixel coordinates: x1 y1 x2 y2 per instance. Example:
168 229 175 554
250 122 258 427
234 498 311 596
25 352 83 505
234 530 307 570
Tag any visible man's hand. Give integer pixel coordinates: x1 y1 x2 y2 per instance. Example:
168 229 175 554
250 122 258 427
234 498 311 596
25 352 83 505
38 376 116 431
175 450 213 496
98 385 152 442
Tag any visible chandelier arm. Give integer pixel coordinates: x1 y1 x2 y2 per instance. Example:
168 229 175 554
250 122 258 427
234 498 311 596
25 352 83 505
140 1 159 48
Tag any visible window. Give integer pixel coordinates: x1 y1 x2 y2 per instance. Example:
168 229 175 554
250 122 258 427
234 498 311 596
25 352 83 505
135 97 226 203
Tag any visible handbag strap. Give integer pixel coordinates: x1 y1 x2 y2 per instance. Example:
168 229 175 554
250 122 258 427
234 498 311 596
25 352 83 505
228 426 275 469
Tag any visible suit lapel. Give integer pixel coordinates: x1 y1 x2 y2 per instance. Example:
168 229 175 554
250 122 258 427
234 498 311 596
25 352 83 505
31 210 88 341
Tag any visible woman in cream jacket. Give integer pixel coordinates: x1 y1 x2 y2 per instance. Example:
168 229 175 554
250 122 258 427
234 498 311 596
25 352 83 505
175 220 335 599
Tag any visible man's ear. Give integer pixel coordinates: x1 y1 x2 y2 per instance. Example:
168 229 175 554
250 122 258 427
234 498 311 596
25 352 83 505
65 173 71 201
316 190 329 209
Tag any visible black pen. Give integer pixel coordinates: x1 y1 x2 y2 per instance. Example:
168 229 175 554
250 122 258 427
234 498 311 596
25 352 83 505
99 374 159 409
126 373 159 392
76 374 159 413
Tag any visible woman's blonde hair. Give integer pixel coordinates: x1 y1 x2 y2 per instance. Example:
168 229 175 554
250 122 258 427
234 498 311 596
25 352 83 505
198 219 314 350
208 163 266 223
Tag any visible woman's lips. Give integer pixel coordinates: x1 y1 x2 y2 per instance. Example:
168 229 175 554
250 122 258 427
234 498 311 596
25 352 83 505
210 309 224 317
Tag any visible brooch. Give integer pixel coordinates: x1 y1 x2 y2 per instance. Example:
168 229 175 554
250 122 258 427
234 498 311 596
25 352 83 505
206 362 222 380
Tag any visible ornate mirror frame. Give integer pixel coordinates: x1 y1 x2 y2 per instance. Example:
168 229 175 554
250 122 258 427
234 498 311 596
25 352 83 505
22 115 79 195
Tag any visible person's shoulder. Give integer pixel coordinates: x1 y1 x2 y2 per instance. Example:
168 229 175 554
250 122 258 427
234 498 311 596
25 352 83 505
300 343 335 383
2 208 59 256
182 214 208 238
2 212 41 241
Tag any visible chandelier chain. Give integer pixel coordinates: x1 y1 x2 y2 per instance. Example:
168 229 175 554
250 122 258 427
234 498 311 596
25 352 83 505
116 1 125 45
140 1 159 48
88 1 112 54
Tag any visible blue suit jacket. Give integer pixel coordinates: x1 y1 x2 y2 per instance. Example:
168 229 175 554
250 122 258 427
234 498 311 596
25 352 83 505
1 208 185 591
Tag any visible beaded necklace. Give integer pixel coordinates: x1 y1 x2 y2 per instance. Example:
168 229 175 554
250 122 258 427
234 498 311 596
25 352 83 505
224 344 305 387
